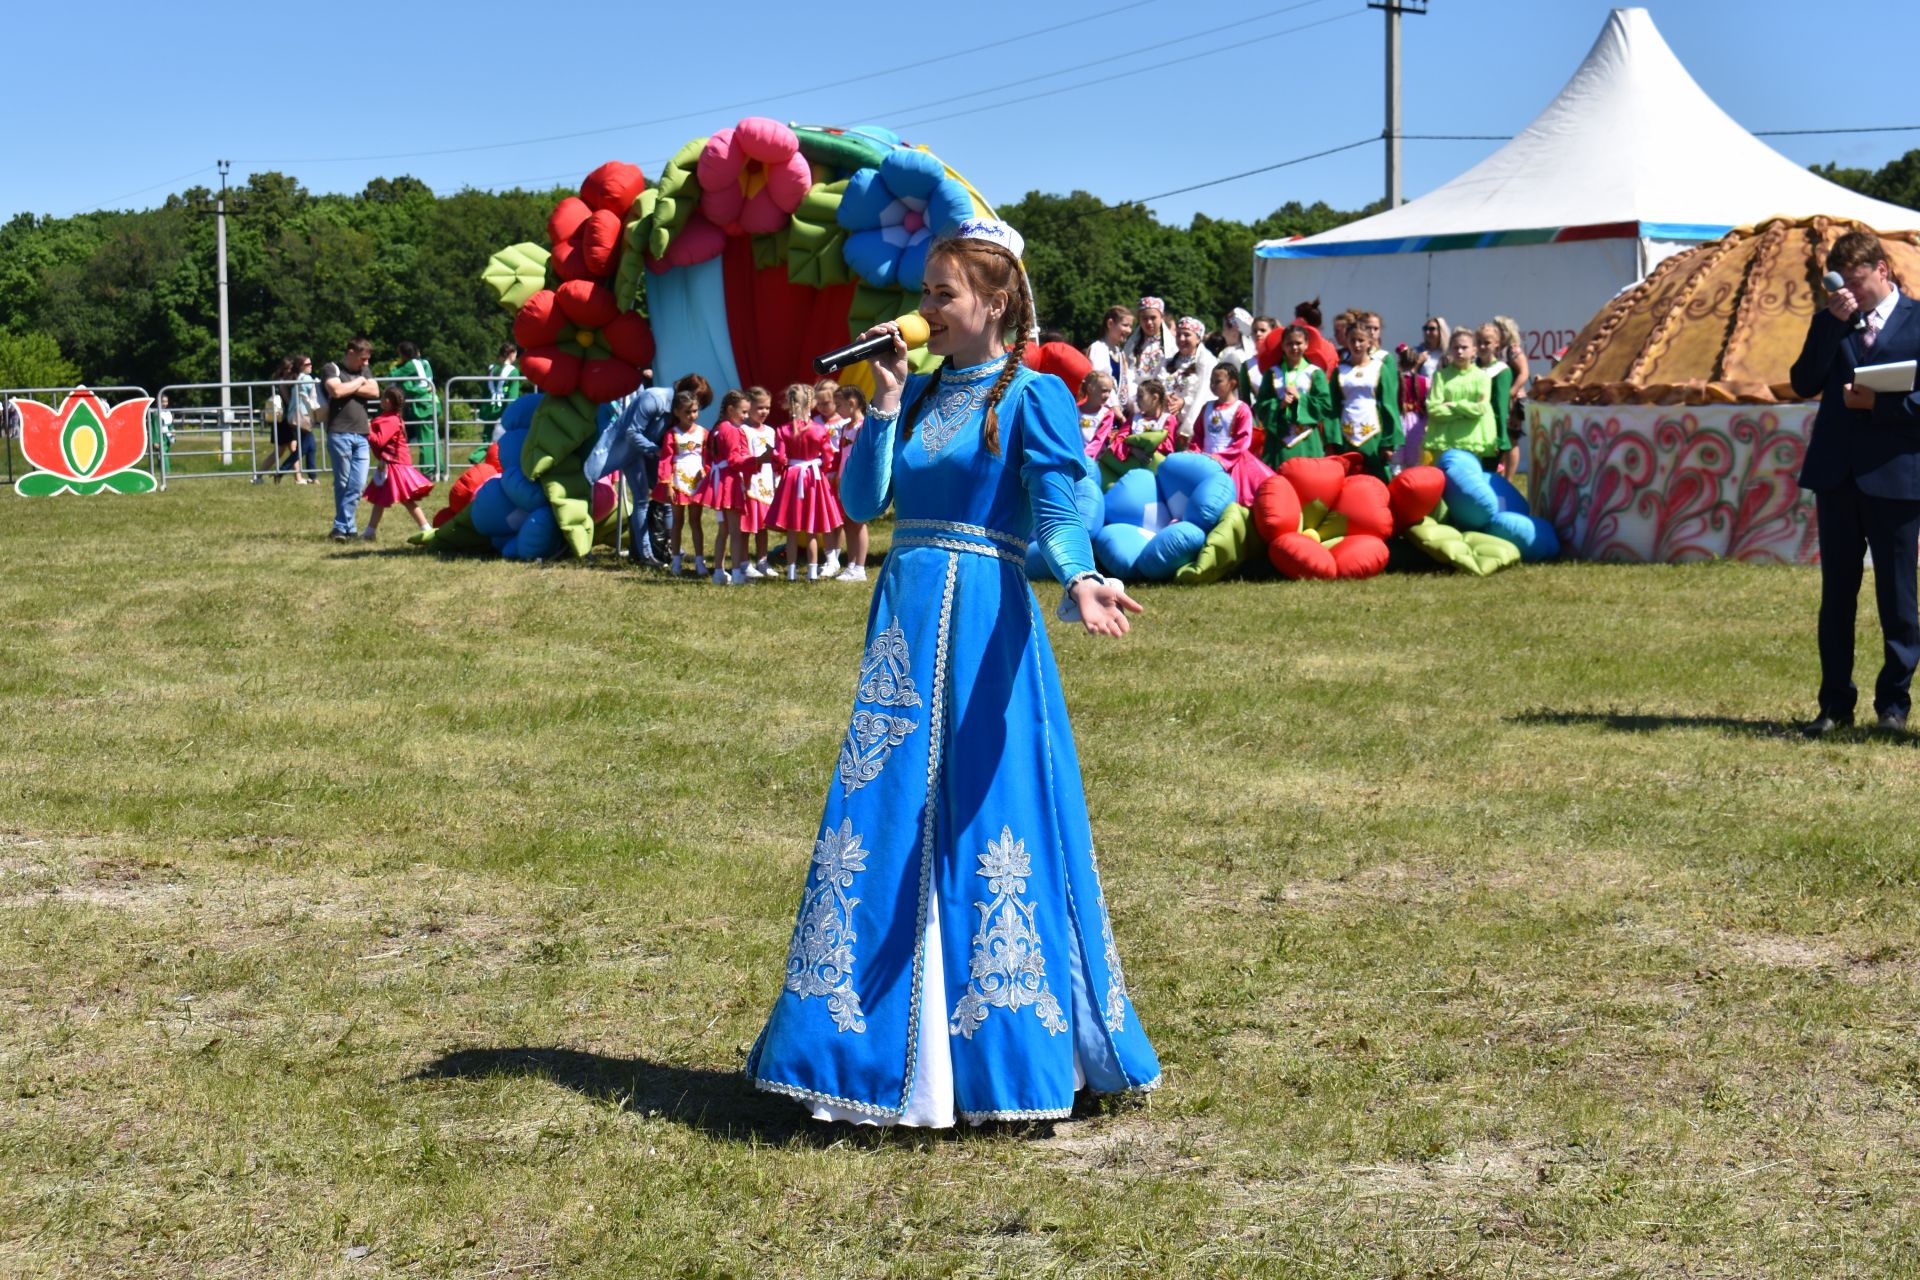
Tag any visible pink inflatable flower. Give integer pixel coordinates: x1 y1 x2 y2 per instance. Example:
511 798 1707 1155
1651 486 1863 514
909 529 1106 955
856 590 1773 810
697 117 811 237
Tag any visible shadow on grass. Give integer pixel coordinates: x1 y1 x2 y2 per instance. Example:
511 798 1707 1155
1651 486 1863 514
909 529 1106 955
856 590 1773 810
1511 709 1797 737
407 1046 1089 1145
1512 708 1918 745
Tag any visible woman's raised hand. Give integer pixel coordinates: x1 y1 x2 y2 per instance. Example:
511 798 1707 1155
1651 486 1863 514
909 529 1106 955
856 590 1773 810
861 323 912 407
1071 578 1144 638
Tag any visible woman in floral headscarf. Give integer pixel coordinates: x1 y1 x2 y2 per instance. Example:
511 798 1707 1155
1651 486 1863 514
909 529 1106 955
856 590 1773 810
1120 295 1176 403
1160 316 1217 444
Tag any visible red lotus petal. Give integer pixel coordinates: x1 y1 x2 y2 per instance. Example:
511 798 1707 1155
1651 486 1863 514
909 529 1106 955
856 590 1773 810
100 396 154 475
549 238 591 281
1277 455 1347 510
1388 465 1446 533
1269 531 1338 580
513 290 568 350
601 311 655 368
520 347 581 397
1328 533 1390 579
16 397 69 477
580 161 646 216
578 210 622 278
548 196 592 246
1331 474 1395 540
1250 473 1302 543
578 359 642 403
555 279 618 329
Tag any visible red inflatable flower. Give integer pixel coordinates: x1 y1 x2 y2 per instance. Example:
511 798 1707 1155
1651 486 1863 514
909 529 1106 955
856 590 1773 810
546 161 647 282
515 280 656 402
1252 454 1394 580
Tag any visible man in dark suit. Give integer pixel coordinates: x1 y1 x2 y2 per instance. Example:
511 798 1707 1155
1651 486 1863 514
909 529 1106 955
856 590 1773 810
1792 230 1920 735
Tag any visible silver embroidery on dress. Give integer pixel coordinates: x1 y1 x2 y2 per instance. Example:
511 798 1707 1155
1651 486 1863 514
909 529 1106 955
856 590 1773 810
1089 846 1131 1033
783 819 870 1033
917 356 1007 458
838 618 922 794
950 826 1069 1039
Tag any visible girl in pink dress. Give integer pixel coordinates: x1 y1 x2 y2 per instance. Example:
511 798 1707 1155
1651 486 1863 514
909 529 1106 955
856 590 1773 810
1189 364 1274 507
737 387 778 577
694 390 753 585
831 385 871 582
768 381 844 581
656 390 709 575
360 387 434 540
1127 378 1179 457
1077 370 1120 460
812 378 851 577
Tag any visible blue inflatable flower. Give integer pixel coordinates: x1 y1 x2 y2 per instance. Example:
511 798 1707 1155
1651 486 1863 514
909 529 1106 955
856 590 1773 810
1093 453 1237 582
837 150 973 289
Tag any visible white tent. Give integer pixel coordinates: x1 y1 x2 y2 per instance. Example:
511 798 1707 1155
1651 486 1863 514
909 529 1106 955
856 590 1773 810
1252 6 1919 367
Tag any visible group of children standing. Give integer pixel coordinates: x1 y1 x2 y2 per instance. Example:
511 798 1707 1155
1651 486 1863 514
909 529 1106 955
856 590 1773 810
657 378 872 584
1075 305 1523 492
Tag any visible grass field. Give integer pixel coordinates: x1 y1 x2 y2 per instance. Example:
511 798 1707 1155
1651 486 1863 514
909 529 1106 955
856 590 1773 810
3 480 1919 1278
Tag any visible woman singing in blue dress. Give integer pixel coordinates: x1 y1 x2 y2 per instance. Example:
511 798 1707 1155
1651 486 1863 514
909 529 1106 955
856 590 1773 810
746 218 1162 1126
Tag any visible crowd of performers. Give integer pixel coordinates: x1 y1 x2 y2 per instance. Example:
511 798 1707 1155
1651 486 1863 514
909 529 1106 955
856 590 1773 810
1078 298 1534 499
601 374 875 584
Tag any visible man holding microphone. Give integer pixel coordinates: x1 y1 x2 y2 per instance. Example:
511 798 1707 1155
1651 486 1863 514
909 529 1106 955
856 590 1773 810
1791 231 1920 736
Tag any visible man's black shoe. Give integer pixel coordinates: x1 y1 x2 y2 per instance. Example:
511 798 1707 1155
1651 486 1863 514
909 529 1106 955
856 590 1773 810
1803 713 1853 739
1876 708 1909 733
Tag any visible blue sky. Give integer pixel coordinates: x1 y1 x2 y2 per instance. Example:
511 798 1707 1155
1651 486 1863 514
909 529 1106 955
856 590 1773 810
8 0 1915 226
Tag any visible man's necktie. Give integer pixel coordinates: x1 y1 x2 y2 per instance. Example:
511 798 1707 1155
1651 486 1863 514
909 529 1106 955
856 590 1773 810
1864 311 1880 352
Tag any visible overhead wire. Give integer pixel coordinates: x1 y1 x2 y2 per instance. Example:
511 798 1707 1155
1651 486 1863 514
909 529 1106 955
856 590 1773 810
893 8 1367 131
234 0 1162 169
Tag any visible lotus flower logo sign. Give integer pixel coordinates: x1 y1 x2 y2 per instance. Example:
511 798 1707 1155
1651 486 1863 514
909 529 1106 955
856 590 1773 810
15 388 155 496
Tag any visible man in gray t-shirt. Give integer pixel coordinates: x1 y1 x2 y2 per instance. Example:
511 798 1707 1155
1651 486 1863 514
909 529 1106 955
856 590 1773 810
322 337 380 540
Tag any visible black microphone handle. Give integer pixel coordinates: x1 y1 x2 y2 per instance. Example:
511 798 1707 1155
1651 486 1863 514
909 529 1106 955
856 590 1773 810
814 332 896 377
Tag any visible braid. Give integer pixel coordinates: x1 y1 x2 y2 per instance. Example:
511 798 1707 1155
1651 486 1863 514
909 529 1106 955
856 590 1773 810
980 339 1023 456
979 283 1035 457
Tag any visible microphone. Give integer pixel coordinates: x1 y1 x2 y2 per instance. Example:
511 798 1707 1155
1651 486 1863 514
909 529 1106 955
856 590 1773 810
1824 271 1868 330
813 314 931 376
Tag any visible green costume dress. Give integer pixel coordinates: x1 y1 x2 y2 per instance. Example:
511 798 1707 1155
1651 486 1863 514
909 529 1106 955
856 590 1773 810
391 356 439 473
1256 360 1337 468
1332 350 1402 476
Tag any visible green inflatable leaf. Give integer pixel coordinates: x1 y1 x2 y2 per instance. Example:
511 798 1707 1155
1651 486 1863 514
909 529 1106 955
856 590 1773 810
409 506 493 554
1403 518 1520 576
794 128 891 181
788 180 851 287
541 459 595 558
1175 502 1253 586
1098 432 1167 489
648 138 708 261
751 226 791 271
482 242 551 313
523 393 597 480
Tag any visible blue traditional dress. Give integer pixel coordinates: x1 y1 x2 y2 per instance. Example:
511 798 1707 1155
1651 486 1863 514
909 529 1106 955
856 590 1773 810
746 354 1161 1125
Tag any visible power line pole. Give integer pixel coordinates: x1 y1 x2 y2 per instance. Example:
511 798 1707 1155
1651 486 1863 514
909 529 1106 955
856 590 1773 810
215 159 234 463
1369 0 1427 208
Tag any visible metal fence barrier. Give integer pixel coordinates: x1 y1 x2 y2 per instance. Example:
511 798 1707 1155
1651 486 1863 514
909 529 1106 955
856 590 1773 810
1 385 154 486
440 375 514 479
151 378 442 489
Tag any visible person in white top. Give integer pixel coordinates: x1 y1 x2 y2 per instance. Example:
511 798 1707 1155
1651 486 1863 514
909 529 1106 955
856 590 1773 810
1085 305 1134 411
1161 316 1217 443
1121 296 1176 404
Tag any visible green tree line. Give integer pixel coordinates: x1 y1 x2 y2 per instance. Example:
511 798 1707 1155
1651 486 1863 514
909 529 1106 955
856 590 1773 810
2 149 1914 392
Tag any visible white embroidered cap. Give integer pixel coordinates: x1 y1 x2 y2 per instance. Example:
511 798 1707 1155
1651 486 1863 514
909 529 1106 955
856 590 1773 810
944 216 1025 260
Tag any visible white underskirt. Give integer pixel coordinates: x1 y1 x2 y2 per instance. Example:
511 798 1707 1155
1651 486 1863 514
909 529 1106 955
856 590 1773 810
807 887 1085 1128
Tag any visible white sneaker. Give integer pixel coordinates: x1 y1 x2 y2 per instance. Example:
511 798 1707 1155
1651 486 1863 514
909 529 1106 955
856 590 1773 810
670 554 683 575
730 566 747 586
835 564 867 582
742 563 767 581
822 550 841 576
694 556 708 577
